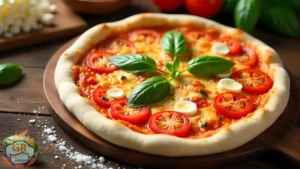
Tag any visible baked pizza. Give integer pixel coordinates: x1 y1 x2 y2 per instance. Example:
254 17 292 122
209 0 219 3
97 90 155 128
55 13 290 156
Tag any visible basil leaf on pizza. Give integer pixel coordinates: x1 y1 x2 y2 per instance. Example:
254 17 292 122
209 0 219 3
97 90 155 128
128 76 172 107
172 57 180 71
163 62 174 72
161 31 188 57
187 56 235 76
109 54 157 73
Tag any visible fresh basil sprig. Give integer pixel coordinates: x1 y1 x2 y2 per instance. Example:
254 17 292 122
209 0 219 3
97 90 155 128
234 0 262 32
108 31 235 107
187 56 235 77
128 76 172 106
109 54 157 73
161 31 188 57
260 0 300 37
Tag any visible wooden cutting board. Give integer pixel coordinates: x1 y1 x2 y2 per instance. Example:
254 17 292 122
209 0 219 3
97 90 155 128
43 38 300 169
0 0 87 52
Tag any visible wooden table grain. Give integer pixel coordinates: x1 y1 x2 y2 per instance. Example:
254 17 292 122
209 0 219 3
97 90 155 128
0 1 299 169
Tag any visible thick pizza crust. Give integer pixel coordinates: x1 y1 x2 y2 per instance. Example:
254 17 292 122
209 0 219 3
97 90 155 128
54 13 290 156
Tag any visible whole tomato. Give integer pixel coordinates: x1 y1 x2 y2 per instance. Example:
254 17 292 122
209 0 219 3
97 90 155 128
152 0 184 12
185 0 223 18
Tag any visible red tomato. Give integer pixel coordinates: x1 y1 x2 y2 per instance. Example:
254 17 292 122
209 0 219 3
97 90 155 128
232 69 273 94
215 38 242 56
86 51 119 74
92 87 113 108
240 46 258 67
109 99 151 124
213 92 253 119
129 29 161 44
148 111 190 137
152 0 184 12
189 97 210 108
185 0 223 18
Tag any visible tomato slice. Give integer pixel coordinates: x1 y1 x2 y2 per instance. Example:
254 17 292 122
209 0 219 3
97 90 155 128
129 29 161 44
109 98 151 124
86 51 118 74
240 46 258 67
92 87 113 108
213 92 253 119
148 111 191 137
232 68 273 94
215 38 242 55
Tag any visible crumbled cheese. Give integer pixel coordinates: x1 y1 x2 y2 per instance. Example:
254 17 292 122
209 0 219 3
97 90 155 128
44 128 53 134
29 119 36 124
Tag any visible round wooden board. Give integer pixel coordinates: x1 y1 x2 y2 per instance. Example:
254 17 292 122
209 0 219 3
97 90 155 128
44 38 300 169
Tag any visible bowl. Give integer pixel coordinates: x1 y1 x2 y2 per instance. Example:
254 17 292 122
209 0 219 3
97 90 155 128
63 0 130 15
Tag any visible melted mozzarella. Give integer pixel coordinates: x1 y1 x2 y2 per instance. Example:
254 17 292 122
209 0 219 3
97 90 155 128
217 78 242 92
174 101 197 116
106 88 125 99
212 42 229 55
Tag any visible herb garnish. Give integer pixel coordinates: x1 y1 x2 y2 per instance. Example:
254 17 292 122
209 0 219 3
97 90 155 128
200 90 209 98
109 30 235 106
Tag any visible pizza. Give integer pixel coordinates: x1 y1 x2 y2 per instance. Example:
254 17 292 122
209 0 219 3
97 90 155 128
55 13 290 156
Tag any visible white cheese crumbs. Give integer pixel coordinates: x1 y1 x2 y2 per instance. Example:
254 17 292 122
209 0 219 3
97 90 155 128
55 155 59 159
44 128 53 134
47 135 57 142
0 0 57 37
17 118 20 121
99 156 105 163
29 119 36 124
212 42 230 55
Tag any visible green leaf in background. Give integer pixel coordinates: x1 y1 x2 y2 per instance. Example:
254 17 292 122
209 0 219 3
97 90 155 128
220 0 239 13
161 31 188 57
288 0 300 12
260 0 300 37
0 63 23 87
128 76 172 106
109 54 156 73
187 56 235 77
234 0 262 32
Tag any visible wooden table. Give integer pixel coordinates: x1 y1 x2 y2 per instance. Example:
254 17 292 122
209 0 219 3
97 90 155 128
0 1 300 169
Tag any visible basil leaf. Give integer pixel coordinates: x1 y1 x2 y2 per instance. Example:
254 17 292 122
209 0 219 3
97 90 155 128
161 31 188 57
172 71 180 78
128 76 172 107
221 0 239 13
260 0 300 37
288 0 300 12
234 0 262 32
163 62 173 72
172 57 180 72
187 56 235 77
109 54 156 73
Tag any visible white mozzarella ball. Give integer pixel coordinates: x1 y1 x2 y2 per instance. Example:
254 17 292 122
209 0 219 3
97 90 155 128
106 88 125 99
212 42 230 55
216 69 232 78
41 13 54 25
217 78 242 93
174 101 197 116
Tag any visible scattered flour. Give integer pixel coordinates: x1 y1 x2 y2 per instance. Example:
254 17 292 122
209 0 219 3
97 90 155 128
26 106 141 169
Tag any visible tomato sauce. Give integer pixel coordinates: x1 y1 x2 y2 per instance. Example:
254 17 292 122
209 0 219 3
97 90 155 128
73 26 272 138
